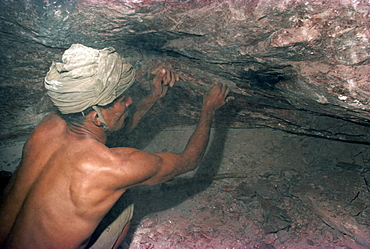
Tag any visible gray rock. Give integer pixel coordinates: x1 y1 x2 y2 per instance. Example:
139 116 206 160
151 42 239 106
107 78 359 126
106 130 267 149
0 0 369 143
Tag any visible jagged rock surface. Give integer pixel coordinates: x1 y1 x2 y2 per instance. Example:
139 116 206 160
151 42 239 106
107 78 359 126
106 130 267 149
0 0 369 143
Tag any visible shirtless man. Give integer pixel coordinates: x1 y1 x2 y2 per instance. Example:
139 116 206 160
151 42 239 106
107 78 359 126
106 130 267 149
0 44 230 249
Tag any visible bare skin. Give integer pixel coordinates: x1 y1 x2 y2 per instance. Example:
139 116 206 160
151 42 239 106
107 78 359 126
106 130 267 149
0 67 229 249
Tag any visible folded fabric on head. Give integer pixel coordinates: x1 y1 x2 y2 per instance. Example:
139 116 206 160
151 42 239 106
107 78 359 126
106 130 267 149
45 44 135 114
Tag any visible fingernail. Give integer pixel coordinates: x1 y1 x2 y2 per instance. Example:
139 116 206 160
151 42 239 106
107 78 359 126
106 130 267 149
226 96 235 103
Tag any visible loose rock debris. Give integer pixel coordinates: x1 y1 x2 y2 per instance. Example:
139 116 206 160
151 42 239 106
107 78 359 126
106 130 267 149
123 165 370 249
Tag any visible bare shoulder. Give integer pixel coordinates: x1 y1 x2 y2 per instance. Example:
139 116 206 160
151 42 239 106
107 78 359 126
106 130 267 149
38 111 63 127
19 112 66 158
106 147 162 188
29 112 66 140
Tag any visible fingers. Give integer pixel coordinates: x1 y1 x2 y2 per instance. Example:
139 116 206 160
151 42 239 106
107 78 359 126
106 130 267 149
164 69 171 85
224 85 230 97
151 66 165 75
151 67 179 87
161 85 169 96
149 67 179 99
150 67 166 86
220 82 227 93
226 96 235 103
163 69 179 87
168 71 179 87
211 82 230 98
203 83 229 111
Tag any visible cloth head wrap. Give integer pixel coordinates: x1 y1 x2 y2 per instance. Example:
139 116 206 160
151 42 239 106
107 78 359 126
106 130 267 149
44 44 135 130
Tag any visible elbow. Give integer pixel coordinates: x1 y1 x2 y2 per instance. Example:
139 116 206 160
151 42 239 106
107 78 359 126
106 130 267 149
181 154 200 172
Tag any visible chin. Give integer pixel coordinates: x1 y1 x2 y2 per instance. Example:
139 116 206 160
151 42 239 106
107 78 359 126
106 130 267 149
112 122 126 133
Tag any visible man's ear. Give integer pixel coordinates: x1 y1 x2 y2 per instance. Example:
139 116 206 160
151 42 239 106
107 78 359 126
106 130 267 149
91 111 103 127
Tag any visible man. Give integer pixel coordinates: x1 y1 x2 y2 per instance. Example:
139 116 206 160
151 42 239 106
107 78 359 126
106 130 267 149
0 44 230 249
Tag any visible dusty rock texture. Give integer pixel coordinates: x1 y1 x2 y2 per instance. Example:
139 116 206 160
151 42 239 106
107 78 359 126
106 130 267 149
0 0 369 143
121 127 370 249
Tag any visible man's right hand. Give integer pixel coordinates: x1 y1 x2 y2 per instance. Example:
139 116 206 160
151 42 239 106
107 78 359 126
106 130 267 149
150 67 179 99
202 82 230 112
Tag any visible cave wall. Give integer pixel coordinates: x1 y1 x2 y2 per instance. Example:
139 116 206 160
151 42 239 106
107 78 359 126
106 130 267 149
0 0 369 143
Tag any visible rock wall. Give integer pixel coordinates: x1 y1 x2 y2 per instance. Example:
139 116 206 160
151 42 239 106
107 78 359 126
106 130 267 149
0 0 369 143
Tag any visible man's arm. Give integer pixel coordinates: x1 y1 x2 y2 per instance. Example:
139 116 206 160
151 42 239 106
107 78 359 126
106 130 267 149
125 67 179 133
112 82 230 187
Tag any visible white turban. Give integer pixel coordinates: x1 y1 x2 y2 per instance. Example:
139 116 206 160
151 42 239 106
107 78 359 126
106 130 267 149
45 44 135 115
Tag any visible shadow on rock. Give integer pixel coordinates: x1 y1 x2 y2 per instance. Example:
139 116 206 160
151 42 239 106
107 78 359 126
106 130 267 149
126 103 240 245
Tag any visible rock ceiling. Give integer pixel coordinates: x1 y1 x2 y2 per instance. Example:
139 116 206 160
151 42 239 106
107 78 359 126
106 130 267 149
0 0 369 144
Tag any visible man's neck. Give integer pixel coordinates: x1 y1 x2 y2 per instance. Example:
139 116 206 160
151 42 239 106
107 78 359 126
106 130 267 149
67 123 107 144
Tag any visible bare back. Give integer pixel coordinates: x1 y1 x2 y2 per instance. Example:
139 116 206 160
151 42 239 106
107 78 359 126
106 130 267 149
0 113 135 249
0 81 228 249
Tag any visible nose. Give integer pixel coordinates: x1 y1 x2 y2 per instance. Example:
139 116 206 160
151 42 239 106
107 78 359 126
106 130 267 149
125 96 133 107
